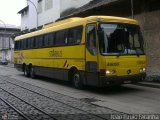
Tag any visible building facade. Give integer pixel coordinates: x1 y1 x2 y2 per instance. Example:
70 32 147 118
0 25 20 62
19 0 91 31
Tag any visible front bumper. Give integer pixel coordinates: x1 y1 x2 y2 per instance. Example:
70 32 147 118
100 73 146 87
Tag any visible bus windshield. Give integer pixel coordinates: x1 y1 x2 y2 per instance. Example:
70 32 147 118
99 23 145 56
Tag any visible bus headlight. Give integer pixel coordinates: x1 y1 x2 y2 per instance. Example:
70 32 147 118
106 70 117 75
140 68 146 73
106 70 111 75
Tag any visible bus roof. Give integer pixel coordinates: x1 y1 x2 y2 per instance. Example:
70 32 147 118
15 16 139 41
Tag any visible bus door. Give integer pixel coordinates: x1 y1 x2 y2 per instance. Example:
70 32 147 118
85 24 99 86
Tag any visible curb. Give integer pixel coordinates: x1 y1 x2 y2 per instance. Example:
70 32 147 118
134 81 160 89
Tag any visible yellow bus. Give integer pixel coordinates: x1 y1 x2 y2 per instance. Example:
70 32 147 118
14 16 146 88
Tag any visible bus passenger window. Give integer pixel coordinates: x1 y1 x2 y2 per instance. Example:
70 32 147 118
48 33 54 46
86 25 97 55
22 39 25 49
68 29 75 44
44 34 49 47
68 26 83 44
35 36 43 48
30 37 36 48
17 41 20 50
38 36 43 48
19 41 22 50
28 38 32 49
55 31 63 45
15 41 18 50
55 30 68 45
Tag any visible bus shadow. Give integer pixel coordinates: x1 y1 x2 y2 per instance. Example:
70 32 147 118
19 74 143 95
82 85 144 95
21 74 144 95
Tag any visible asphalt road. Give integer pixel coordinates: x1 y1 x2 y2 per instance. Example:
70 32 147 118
0 65 160 115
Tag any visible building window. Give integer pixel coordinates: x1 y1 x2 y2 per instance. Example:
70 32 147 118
38 0 43 13
45 0 53 11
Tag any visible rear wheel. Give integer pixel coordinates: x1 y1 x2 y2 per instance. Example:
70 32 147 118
72 70 83 89
24 65 30 77
30 66 36 79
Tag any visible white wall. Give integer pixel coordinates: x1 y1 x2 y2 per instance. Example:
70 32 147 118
21 0 37 30
38 0 60 26
28 0 38 29
21 11 29 30
21 0 91 30
60 0 91 13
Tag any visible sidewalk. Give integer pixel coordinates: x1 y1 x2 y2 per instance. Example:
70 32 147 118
135 81 160 89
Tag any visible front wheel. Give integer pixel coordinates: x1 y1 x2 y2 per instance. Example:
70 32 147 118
72 71 83 89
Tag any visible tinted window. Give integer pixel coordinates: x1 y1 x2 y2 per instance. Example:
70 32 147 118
99 24 144 55
48 33 54 46
39 36 44 47
21 39 25 49
30 37 35 48
17 41 20 50
26 38 29 49
55 29 68 45
19 41 22 50
35 36 39 48
24 39 27 49
15 41 18 50
44 34 49 47
15 26 83 50
68 26 83 44
28 38 32 49
35 35 43 48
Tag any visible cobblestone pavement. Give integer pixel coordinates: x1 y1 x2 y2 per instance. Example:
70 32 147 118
0 76 123 120
0 98 25 120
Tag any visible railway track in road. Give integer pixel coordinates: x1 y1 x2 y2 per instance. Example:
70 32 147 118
0 97 30 120
0 76 123 120
0 88 57 120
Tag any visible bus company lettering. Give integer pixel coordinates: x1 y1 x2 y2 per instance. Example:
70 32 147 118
107 62 120 66
49 50 62 57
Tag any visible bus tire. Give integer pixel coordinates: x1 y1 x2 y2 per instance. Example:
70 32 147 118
24 65 30 77
30 66 36 79
72 70 83 89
